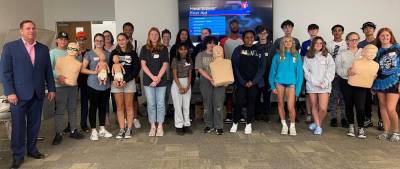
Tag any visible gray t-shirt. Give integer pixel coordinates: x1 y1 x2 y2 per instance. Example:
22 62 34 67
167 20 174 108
84 50 111 90
171 57 192 78
195 51 214 76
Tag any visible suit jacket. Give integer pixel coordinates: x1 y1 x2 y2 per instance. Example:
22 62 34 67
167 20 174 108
1 39 56 100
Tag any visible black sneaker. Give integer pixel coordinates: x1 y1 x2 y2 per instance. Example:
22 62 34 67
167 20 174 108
183 126 193 134
215 128 224 135
70 129 84 139
203 127 213 133
81 126 90 133
377 120 384 131
52 133 63 145
176 128 184 136
62 125 71 134
224 114 233 124
239 118 246 124
330 118 338 127
364 119 373 128
341 118 349 128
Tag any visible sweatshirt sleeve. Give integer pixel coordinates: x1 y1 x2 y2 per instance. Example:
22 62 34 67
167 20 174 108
49 50 59 79
251 52 266 86
321 54 336 88
268 53 279 91
125 52 140 82
232 46 246 86
303 57 319 86
295 54 304 96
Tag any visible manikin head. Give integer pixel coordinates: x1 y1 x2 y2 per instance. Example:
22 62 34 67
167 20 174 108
362 44 378 60
213 45 224 59
67 43 79 57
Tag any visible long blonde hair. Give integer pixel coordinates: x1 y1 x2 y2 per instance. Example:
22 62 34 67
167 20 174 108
279 36 297 61
145 27 164 53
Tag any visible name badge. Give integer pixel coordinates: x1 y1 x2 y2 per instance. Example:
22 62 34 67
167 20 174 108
93 57 99 61
185 62 191 66
320 61 326 64
153 54 160 59
264 52 268 57
389 52 396 57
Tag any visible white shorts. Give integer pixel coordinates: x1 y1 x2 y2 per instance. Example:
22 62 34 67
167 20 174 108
111 80 136 93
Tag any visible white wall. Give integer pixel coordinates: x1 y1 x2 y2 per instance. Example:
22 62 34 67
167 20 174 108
91 21 117 48
43 0 115 32
115 0 400 45
115 0 179 47
273 0 400 43
0 0 44 45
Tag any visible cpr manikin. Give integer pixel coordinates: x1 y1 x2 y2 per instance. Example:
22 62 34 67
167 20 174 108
111 55 126 85
348 44 379 88
209 45 234 86
55 42 82 86
94 49 110 85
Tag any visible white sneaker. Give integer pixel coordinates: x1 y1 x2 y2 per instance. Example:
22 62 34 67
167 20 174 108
281 126 288 135
244 123 252 134
230 123 238 133
99 129 113 138
347 124 355 137
124 128 132 139
133 119 141 128
90 129 99 141
289 126 297 136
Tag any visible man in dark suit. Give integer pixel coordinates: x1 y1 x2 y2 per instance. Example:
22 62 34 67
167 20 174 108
0 20 56 169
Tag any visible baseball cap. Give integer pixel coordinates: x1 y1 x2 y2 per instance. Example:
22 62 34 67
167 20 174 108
361 22 376 30
56 31 69 40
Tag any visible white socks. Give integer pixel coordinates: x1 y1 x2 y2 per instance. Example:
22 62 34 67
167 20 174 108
281 120 288 128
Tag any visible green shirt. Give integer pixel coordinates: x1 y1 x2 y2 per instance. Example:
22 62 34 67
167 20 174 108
50 48 68 87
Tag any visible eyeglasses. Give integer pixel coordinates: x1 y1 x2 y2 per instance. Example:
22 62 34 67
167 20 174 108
67 47 79 51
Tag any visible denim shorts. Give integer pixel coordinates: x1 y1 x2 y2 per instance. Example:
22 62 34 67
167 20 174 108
111 80 136 93
276 83 295 88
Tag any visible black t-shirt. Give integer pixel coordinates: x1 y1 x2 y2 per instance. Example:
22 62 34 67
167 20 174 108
109 49 140 82
140 45 169 87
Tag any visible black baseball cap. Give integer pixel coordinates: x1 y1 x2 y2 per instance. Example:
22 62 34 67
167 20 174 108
56 31 69 40
361 22 376 30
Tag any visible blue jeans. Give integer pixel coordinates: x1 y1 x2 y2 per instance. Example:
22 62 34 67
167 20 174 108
144 86 167 123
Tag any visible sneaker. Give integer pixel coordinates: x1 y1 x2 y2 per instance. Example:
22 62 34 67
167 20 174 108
216 128 224 135
341 118 349 128
176 128 184 136
358 128 367 139
390 133 400 142
230 123 238 133
347 125 355 137
133 119 141 128
156 127 164 137
239 118 246 124
376 133 390 140
99 129 113 138
289 126 297 136
116 129 125 139
81 126 90 133
377 120 384 131
124 128 132 139
149 127 156 137
203 127 213 133
364 119 373 128
52 133 63 145
305 114 313 124
281 126 288 135
70 129 84 139
330 118 338 127
308 123 317 131
62 125 71 134
244 123 252 135
224 114 233 124
183 126 193 134
313 127 323 135
90 130 99 141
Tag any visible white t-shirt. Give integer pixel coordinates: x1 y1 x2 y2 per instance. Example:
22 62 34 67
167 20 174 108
326 40 347 60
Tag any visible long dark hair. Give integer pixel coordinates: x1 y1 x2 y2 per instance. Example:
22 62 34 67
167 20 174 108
115 33 133 53
306 36 328 58
175 43 191 63
103 30 114 44
175 29 194 48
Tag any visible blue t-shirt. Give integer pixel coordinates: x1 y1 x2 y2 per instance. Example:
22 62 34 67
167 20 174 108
372 44 400 91
300 39 312 57
358 39 375 48
83 50 111 91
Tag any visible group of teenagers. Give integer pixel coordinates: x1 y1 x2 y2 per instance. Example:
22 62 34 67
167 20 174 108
46 19 400 143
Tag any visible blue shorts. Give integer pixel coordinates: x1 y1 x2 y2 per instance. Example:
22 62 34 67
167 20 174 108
276 83 295 88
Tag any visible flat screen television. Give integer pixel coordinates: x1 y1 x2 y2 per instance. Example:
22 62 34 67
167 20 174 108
178 0 273 42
